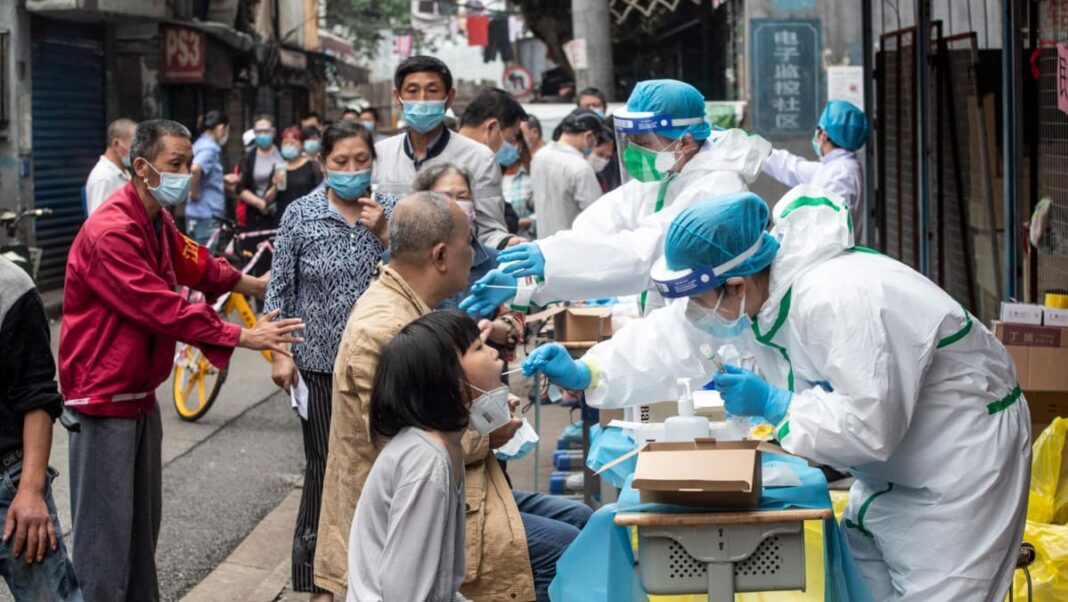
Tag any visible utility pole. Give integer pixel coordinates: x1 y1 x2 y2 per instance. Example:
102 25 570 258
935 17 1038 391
570 0 615 100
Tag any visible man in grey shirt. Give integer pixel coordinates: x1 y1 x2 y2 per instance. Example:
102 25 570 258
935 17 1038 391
373 56 523 250
530 108 605 238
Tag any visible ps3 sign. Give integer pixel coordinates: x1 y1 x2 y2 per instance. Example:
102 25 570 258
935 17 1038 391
162 26 205 83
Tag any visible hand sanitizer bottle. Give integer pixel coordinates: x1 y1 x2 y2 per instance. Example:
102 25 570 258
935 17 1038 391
664 377 711 442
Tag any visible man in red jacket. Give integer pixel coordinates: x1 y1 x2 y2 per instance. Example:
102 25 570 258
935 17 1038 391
59 119 304 602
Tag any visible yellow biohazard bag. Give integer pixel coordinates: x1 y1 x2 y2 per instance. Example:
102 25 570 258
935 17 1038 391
1009 418 1068 601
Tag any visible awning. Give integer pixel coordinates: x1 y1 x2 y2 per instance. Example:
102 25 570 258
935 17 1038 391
164 18 255 53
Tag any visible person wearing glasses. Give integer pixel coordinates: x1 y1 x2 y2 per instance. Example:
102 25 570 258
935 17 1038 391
238 114 285 234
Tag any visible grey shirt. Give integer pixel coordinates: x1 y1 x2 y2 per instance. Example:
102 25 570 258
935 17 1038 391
347 428 466 602
530 141 603 239
373 129 511 249
253 147 284 197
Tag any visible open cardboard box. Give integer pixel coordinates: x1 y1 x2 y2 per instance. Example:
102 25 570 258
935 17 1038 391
631 439 771 508
527 305 614 344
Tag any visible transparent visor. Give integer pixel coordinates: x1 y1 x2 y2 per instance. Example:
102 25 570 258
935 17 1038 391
614 111 704 184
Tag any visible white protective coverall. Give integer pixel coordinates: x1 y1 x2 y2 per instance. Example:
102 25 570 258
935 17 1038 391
582 185 1031 600
531 129 771 313
762 147 864 239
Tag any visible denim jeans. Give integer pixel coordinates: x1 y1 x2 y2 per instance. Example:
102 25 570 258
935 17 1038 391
0 462 82 601
185 217 219 250
513 490 592 602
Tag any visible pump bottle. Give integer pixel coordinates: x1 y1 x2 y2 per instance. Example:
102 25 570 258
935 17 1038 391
664 377 711 442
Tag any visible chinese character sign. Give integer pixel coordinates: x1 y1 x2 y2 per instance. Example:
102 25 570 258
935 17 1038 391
1058 43 1068 116
751 19 822 138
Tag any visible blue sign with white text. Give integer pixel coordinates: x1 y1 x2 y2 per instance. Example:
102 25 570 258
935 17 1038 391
751 19 822 139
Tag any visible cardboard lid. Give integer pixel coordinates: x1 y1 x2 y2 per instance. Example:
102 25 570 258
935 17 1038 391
632 439 759 493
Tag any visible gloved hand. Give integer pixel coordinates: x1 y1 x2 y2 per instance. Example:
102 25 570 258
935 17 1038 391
715 364 792 425
522 344 591 391
497 243 546 278
459 270 517 317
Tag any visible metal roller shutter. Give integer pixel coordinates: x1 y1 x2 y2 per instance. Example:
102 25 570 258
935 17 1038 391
31 17 104 290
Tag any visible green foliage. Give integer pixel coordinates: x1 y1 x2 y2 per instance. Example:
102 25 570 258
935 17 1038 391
325 0 414 60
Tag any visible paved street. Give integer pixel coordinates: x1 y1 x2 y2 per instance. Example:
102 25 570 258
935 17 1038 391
5 320 576 601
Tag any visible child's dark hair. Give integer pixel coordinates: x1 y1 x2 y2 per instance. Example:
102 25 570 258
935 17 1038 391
369 310 479 447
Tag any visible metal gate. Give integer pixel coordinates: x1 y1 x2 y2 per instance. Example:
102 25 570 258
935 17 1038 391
1031 1 1068 303
875 23 992 317
30 17 104 290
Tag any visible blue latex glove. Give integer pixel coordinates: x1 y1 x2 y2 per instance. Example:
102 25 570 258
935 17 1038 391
522 343 592 390
715 364 792 425
497 243 546 278
459 269 516 317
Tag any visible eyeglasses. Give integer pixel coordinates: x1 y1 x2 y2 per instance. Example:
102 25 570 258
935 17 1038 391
253 128 274 135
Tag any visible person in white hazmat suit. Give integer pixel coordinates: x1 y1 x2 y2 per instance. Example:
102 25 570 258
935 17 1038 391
762 99 867 238
523 186 1031 601
459 79 770 317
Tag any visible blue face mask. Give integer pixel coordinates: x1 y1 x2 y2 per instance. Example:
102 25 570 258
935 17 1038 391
686 290 751 339
255 133 274 149
144 162 192 207
303 139 320 155
592 107 606 118
496 139 520 167
325 169 371 201
811 129 823 159
122 154 132 168
280 145 300 160
402 100 447 134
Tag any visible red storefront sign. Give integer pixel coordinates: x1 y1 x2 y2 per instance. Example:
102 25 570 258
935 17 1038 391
162 26 205 83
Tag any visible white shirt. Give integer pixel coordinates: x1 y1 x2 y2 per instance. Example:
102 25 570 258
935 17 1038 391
530 141 602 239
85 155 131 215
762 147 864 239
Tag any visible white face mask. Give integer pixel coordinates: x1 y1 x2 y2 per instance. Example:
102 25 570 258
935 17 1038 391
685 289 751 339
467 383 511 435
588 154 610 172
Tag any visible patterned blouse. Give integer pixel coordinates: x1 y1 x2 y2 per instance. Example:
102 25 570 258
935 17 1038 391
263 186 394 373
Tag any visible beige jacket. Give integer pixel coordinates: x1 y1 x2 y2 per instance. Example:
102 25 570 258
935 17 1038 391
314 267 535 601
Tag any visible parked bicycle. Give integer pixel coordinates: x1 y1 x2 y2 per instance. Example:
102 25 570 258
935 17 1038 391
171 216 276 421
0 206 53 282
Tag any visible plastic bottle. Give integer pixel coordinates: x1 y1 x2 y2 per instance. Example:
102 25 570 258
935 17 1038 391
664 377 710 442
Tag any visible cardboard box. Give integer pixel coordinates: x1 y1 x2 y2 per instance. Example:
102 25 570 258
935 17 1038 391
993 321 1068 392
631 439 762 508
992 321 1068 348
1045 308 1068 327
1000 302 1044 325
528 306 614 343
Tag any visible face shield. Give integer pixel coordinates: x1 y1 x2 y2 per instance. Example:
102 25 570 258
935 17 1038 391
613 111 706 183
649 236 768 300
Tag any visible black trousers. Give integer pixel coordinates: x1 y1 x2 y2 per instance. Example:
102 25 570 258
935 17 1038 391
292 370 333 593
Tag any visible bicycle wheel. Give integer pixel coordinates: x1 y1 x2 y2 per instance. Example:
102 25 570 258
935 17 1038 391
172 344 228 421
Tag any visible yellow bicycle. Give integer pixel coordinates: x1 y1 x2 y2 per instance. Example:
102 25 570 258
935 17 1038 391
172 219 275 421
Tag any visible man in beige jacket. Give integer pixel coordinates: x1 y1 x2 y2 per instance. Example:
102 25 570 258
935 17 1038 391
315 191 537 601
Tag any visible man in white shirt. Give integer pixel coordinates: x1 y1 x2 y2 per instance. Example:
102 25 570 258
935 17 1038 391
84 118 136 215
530 108 604 238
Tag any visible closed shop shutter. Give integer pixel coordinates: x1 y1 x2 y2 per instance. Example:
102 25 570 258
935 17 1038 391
31 17 104 290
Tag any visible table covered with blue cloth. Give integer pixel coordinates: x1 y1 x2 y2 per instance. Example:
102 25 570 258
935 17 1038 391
550 449 873 601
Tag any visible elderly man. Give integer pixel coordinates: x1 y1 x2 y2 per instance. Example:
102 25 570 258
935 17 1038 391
60 119 305 602
85 118 136 215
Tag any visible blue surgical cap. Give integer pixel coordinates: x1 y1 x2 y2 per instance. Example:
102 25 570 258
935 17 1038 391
818 100 869 151
625 80 712 141
665 192 780 279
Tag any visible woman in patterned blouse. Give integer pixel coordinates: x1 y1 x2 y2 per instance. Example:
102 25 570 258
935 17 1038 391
263 121 389 601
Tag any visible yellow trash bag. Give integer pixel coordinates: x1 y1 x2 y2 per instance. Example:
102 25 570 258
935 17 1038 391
1009 418 1068 601
642 491 852 601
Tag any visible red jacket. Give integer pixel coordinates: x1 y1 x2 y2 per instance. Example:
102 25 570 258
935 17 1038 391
59 181 243 418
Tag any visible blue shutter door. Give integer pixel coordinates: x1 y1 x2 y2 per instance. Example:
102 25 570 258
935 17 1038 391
31 17 104 290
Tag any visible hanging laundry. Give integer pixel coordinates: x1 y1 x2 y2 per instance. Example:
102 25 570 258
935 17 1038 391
483 16 513 62
508 15 525 43
467 15 489 47
394 34 413 58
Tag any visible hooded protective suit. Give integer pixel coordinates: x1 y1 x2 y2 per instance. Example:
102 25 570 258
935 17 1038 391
530 128 770 313
580 185 1031 600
